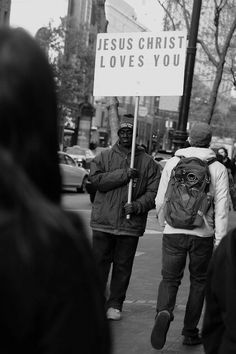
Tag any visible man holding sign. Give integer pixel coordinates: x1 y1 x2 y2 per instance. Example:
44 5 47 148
89 114 160 320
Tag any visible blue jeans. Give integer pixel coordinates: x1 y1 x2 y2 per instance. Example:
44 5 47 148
156 234 214 337
92 230 139 311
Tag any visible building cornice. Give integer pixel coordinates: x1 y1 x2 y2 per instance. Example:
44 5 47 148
106 2 148 32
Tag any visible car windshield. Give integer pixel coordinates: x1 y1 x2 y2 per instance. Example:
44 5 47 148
66 146 86 156
66 146 95 159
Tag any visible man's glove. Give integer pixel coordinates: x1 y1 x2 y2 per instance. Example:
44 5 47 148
124 202 139 215
127 168 139 180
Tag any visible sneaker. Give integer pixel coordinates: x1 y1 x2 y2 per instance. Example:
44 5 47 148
183 334 202 346
106 307 121 321
150 310 170 350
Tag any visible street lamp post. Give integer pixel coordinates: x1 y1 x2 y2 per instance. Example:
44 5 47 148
173 0 202 150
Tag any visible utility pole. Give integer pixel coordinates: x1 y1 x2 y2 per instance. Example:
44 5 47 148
173 0 202 150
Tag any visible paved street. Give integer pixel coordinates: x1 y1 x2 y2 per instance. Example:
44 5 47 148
63 192 236 354
110 228 204 354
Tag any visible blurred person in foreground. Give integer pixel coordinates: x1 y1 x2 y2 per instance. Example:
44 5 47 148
89 114 161 320
216 147 236 211
150 122 229 350
0 27 110 354
202 227 236 353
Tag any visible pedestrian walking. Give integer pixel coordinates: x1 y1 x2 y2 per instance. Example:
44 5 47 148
202 227 236 353
150 122 229 350
0 26 110 354
216 147 236 211
89 114 161 321
217 147 235 176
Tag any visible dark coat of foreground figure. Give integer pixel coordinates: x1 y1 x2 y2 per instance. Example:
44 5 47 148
202 227 236 353
0 26 110 353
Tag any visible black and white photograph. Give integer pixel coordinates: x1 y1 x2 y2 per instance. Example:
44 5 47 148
1 0 236 353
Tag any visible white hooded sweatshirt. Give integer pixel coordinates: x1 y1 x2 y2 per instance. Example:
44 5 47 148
155 147 229 246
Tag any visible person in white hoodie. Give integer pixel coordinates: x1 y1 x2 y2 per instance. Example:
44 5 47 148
150 122 229 350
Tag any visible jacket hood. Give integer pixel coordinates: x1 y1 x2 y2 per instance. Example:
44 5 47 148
175 147 216 161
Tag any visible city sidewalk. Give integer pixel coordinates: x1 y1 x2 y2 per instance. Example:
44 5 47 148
110 303 204 354
110 233 204 354
110 209 236 354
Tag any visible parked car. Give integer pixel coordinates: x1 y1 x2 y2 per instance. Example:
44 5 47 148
157 159 168 171
58 151 88 192
65 145 95 169
153 150 172 172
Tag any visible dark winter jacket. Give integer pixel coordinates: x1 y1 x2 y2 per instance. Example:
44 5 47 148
222 156 236 177
202 227 236 353
0 208 111 354
90 142 161 236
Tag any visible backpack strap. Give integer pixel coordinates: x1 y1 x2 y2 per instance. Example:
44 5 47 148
204 157 217 195
207 157 217 166
176 156 217 167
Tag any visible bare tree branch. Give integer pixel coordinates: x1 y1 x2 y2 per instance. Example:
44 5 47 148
220 12 236 65
197 38 219 67
213 0 221 57
219 0 228 9
157 0 176 30
177 0 191 31
156 0 236 124
230 64 236 86
213 0 228 57
206 14 236 123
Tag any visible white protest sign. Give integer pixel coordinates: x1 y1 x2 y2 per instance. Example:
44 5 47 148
93 31 187 97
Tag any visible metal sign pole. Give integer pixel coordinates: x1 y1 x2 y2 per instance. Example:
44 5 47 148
127 96 139 219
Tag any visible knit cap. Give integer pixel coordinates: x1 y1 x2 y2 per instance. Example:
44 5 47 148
189 122 212 147
118 114 134 133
